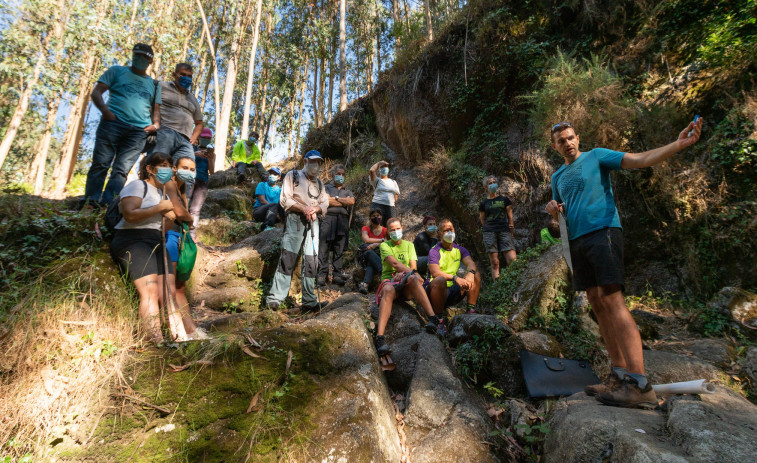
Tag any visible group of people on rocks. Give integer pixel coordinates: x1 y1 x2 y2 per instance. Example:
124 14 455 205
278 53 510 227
83 42 705 410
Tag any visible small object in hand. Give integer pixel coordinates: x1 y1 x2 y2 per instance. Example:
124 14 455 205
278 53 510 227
688 115 699 137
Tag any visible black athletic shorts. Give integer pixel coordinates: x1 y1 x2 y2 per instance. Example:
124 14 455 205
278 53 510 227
569 227 624 291
110 229 173 281
423 280 465 308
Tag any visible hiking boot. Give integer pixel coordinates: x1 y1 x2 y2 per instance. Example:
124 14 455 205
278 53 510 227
302 301 329 312
374 335 391 356
358 282 369 294
266 301 280 311
317 277 327 287
584 374 621 397
597 376 658 409
425 317 447 337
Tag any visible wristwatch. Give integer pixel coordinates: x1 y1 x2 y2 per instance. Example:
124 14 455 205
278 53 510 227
469 270 477 275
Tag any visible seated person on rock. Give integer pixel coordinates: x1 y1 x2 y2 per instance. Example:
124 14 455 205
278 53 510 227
540 219 561 245
413 215 438 278
253 167 285 231
424 219 482 332
109 152 184 343
232 132 268 184
357 208 386 294
163 156 208 340
374 217 442 357
318 164 355 286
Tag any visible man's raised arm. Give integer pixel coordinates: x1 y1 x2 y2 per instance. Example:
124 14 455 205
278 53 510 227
621 118 703 169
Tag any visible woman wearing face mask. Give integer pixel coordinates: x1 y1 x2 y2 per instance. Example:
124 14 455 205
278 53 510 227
110 152 182 343
164 156 209 340
187 128 215 241
369 160 400 227
413 215 439 278
479 175 517 280
358 209 387 294
253 167 285 231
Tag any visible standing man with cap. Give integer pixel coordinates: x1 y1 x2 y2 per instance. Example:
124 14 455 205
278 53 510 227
266 151 330 311
81 43 161 207
317 164 355 286
150 63 203 163
232 132 268 184
253 166 285 231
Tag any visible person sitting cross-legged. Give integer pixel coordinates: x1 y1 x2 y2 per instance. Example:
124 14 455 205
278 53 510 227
424 219 482 331
253 167 285 231
374 217 441 357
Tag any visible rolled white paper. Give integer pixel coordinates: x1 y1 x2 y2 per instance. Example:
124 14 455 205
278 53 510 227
652 379 715 395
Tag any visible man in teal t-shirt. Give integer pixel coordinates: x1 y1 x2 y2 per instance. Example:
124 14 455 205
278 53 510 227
373 217 439 358
81 43 161 207
546 119 703 409
253 167 283 230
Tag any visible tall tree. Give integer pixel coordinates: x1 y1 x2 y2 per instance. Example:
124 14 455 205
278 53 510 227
240 0 264 140
424 0 433 42
338 0 347 111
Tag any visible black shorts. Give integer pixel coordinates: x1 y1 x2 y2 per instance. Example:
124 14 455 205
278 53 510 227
569 227 624 291
110 229 173 281
424 280 465 308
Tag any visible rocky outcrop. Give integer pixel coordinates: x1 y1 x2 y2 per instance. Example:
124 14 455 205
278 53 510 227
508 246 570 330
186 228 282 311
643 350 721 385
544 386 757 463
707 287 757 339
516 330 564 357
201 187 255 219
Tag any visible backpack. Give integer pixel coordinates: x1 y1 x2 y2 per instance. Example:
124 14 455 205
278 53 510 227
175 222 198 281
103 180 148 239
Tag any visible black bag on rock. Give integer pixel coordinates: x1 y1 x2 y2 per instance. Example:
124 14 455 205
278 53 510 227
519 349 600 398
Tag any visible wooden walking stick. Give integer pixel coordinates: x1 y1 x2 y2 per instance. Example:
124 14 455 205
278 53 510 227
160 185 188 342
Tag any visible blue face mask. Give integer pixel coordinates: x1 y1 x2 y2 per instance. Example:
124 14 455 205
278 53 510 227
426 225 438 233
334 175 345 185
267 175 279 185
488 183 499 194
155 166 174 184
176 169 195 184
379 167 389 177
132 54 150 71
178 75 192 89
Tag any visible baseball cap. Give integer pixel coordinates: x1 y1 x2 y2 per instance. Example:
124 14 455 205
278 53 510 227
200 128 213 138
268 167 282 176
303 150 323 161
132 43 154 58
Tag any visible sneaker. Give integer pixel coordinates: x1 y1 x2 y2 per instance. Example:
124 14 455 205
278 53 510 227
266 301 280 310
374 335 391 356
584 374 621 397
425 317 447 337
358 282 369 294
597 376 658 409
466 306 477 314
263 225 276 231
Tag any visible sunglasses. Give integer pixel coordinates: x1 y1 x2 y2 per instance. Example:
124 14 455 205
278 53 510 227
551 122 573 133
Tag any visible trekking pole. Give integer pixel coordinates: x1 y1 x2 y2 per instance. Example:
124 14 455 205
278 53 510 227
308 219 323 313
160 185 186 342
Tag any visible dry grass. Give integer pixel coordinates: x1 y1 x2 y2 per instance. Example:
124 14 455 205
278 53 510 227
0 253 140 459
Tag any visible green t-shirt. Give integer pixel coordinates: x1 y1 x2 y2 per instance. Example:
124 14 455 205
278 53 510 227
98 65 161 128
379 239 417 281
540 228 560 245
428 243 471 287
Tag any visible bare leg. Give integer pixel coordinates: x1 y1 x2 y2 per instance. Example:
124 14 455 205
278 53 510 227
377 284 396 336
402 274 435 317
133 275 163 343
163 274 188 341
587 286 628 371
466 272 482 305
503 249 517 265
488 252 500 280
597 284 645 374
171 262 197 334
428 276 448 315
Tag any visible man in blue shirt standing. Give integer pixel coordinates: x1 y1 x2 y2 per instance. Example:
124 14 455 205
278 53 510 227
545 119 703 409
81 43 161 207
253 167 284 231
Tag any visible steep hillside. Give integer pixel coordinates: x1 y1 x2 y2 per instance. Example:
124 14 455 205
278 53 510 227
304 0 757 300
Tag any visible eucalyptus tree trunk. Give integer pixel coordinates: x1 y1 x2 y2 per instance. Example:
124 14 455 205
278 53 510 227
338 0 347 111
240 0 264 140
327 20 336 122
253 62 269 132
196 0 222 137
294 54 310 158
312 60 321 127
424 0 434 41
392 0 400 51
193 34 207 101
27 96 61 195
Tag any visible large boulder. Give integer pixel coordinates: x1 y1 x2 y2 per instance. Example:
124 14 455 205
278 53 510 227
631 309 664 340
544 386 757 463
708 287 757 339
404 335 497 463
643 350 722 385
187 228 282 311
207 168 240 189
201 187 255 219
743 346 757 385
516 330 564 357
508 246 571 330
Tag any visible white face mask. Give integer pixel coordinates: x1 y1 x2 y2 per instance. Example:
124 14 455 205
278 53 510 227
389 229 403 241
305 160 321 178
443 231 455 243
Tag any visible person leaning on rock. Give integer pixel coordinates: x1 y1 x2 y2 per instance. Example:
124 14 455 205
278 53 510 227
374 217 441 357
148 63 203 163
232 133 268 184
318 164 355 286
545 118 703 409
424 219 482 327
265 151 330 312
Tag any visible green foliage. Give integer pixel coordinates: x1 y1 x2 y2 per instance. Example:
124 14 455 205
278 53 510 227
691 301 731 337
444 151 488 197
454 325 505 383
528 288 599 362
65 172 87 197
524 51 634 149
